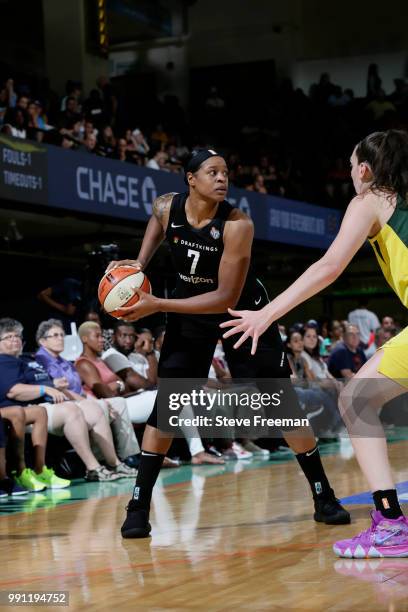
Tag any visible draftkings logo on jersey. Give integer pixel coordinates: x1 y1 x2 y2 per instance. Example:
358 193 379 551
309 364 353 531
210 226 220 240
177 239 218 252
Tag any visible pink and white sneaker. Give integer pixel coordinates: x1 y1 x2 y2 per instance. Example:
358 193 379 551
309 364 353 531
333 511 408 558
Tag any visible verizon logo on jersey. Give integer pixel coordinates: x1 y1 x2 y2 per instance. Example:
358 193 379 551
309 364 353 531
178 273 214 284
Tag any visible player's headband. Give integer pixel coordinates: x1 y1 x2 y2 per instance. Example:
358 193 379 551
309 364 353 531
184 148 222 183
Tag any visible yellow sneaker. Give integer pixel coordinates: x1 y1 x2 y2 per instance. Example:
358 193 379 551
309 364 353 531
15 468 46 492
35 466 70 490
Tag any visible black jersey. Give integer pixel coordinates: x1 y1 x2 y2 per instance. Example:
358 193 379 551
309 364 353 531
165 192 269 337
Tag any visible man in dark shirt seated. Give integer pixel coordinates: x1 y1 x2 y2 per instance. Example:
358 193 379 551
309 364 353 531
37 278 82 334
328 324 367 379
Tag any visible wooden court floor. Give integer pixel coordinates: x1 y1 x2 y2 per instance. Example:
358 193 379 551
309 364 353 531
1 441 408 611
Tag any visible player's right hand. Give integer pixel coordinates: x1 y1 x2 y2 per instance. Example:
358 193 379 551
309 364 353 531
220 306 273 355
45 387 67 403
105 259 143 273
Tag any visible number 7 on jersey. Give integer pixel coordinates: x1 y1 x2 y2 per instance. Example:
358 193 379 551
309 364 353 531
187 249 200 274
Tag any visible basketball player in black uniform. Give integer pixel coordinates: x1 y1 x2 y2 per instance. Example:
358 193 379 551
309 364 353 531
107 149 350 538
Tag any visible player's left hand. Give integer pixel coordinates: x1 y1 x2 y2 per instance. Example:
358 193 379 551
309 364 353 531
220 307 273 355
118 288 160 322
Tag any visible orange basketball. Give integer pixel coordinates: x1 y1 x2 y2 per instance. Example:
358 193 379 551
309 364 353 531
98 266 151 318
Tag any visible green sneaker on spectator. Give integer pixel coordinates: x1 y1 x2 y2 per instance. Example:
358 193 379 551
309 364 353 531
35 466 71 489
15 468 46 492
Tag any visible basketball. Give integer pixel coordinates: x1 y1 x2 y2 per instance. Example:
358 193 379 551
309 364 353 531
98 266 151 318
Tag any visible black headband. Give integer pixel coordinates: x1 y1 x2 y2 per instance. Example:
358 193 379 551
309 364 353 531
184 148 222 182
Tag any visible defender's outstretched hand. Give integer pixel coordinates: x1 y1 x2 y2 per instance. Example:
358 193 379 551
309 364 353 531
118 287 160 322
220 306 273 355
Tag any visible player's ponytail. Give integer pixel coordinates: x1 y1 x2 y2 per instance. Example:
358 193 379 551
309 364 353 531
355 129 408 202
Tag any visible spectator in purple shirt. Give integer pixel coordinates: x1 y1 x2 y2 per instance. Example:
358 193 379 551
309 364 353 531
35 322 83 395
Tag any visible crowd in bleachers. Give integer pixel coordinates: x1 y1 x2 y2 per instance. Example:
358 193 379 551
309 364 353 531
2 64 408 208
0 279 400 498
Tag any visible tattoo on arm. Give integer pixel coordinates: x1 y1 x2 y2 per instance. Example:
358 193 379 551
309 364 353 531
152 193 175 222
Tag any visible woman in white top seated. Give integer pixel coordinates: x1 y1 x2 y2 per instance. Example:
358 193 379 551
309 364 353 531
302 324 343 395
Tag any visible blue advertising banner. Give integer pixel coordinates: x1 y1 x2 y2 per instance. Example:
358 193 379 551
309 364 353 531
47 144 183 221
0 135 342 249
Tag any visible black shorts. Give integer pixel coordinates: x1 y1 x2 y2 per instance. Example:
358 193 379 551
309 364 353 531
147 312 305 432
156 312 292 378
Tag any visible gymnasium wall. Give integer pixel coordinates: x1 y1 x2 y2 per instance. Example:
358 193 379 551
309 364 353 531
187 0 408 79
187 0 299 74
42 0 109 95
108 0 408 109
